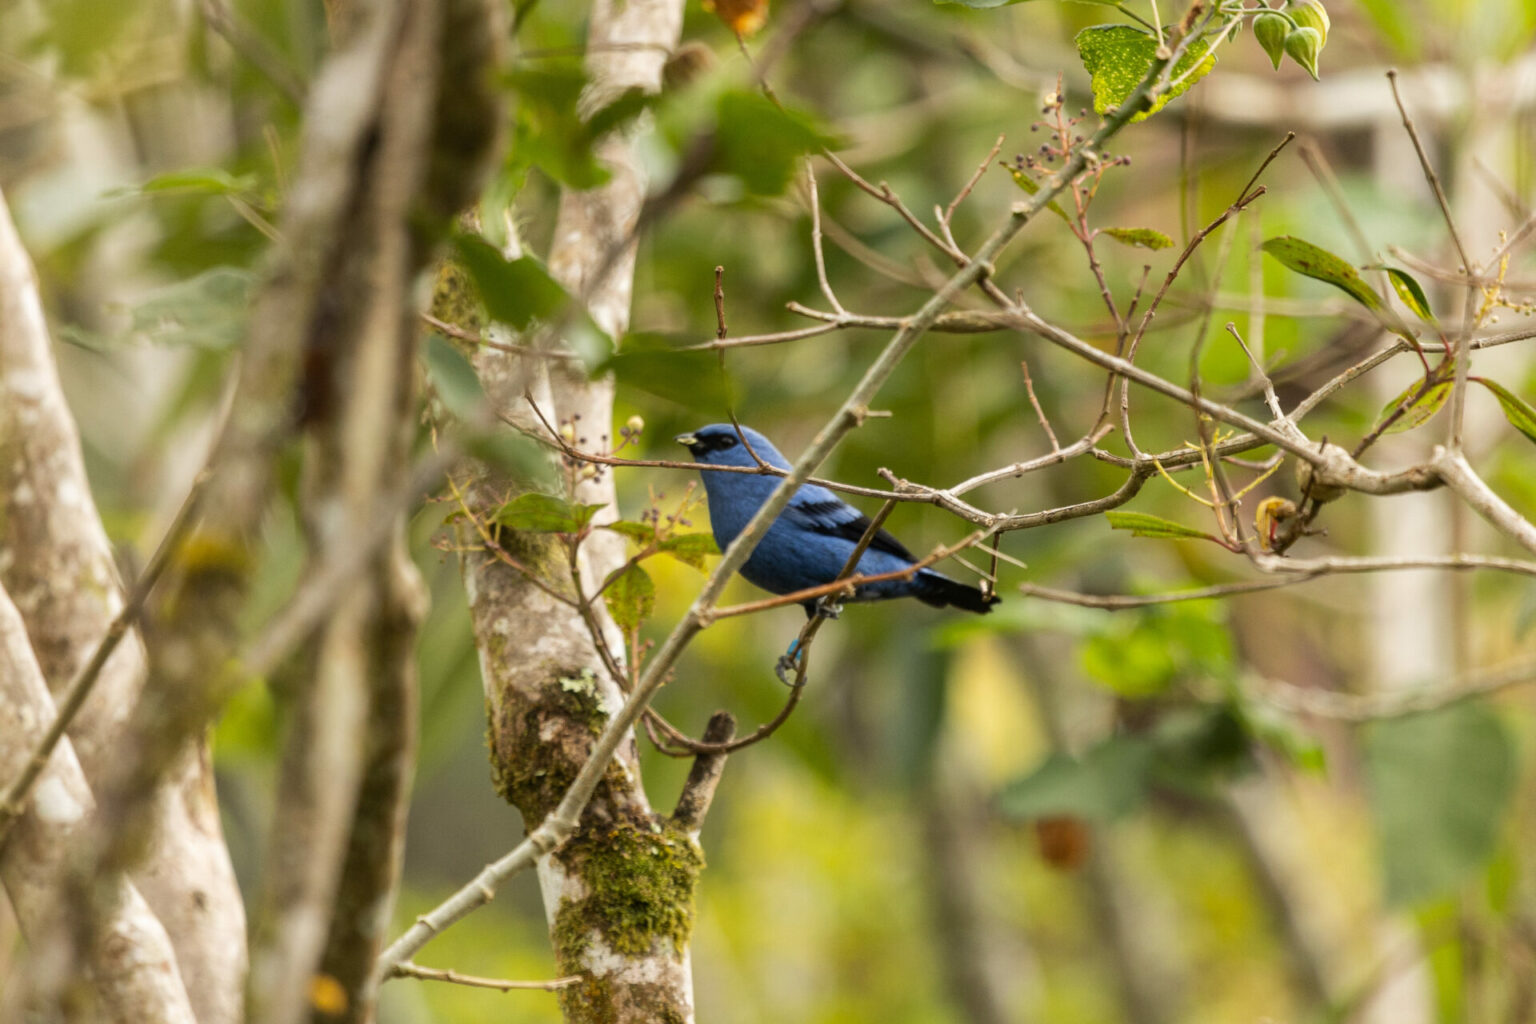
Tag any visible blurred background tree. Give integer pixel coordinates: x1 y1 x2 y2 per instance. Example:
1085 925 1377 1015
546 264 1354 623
2 1 1536 1023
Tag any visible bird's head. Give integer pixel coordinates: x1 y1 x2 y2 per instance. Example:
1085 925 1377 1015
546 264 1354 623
674 423 790 470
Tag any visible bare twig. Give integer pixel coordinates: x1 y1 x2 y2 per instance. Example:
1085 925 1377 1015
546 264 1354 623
1386 71 1472 280
702 525 991 623
1019 577 1319 609
713 265 728 339
389 962 581 992
1020 360 1060 451
422 314 582 360
806 165 846 315
1387 69 1476 447
670 712 737 829
196 0 306 105
1256 658 1536 722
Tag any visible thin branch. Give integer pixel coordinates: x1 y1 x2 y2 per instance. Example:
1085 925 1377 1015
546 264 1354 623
1020 359 1060 451
681 321 845 352
670 712 737 829
644 683 805 756
1386 70 1472 280
681 321 844 352
713 265 728 338
1256 658 1536 722
389 963 581 992
702 524 989 624
1434 449 1536 555
1019 576 1319 609
422 314 581 360
805 165 846 315
196 0 306 105
1387 68 1475 447
1020 551 1536 609
941 133 1006 237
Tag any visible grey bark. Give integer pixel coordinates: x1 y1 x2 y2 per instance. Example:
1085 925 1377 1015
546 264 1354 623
0 183 247 1024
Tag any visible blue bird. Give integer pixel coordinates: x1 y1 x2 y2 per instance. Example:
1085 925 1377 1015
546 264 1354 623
675 424 999 620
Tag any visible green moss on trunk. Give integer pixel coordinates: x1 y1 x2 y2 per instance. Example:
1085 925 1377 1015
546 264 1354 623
553 821 703 960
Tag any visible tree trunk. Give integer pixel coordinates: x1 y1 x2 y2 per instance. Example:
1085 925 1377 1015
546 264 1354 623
462 2 692 1020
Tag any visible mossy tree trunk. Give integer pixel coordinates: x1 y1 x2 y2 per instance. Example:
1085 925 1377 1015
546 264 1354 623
459 1 694 1021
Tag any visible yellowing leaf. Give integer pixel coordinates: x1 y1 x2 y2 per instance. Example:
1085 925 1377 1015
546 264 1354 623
1385 266 1436 323
1261 236 1383 311
1375 377 1451 434
658 532 719 571
1075 25 1216 123
1004 166 1071 222
1474 378 1536 446
604 563 655 633
703 0 769 35
1102 226 1174 250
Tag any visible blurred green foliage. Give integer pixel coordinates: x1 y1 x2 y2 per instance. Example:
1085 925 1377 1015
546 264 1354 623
9 0 1536 1021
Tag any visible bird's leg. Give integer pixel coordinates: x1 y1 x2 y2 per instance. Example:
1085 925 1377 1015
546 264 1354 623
776 597 846 685
813 596 843 619
774 639 805 686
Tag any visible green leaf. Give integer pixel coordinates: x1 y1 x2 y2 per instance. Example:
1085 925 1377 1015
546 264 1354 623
1078 602 1234 698
452 235 568 330
999 705 1252 822
422 334 486 420
123 167 259 197
658 532 719 570
1474 378 1536 446
463 433 550 483
600 334 730 412
1003 166 1071 222
493 493 605 533
1374 376 1451 434
504 68 653 189
586 87 653 139
604 563 655 633
1365 703 1517 906
1102 226 1175 250
1104 510 1215 541
128 267 254 349
1080 624 1178 697
603 521 658 543
1385 267 1436 323
1352 0 1420 58
1144 706 1253 794
1261 236 1383 310
997 739 1154 822
1075 25 1216 123
714 91 839 196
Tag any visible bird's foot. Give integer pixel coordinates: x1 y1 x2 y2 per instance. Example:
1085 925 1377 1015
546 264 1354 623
813 597 843 620
775 639 809 687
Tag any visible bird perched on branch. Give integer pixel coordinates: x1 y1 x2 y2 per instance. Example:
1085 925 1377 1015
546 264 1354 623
675 424 999 618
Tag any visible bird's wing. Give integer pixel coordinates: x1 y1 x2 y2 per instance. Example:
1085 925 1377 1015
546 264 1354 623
783 498 916 561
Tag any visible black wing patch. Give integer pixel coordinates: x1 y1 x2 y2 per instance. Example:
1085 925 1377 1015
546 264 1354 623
789 499 915 561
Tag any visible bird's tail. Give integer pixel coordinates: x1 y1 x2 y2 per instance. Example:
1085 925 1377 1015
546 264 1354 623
913 570 999 614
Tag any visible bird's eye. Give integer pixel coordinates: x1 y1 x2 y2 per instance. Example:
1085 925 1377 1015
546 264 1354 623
718 436 738 449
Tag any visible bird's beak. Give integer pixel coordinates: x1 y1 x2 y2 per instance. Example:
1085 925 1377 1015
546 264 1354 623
674 432 699 451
